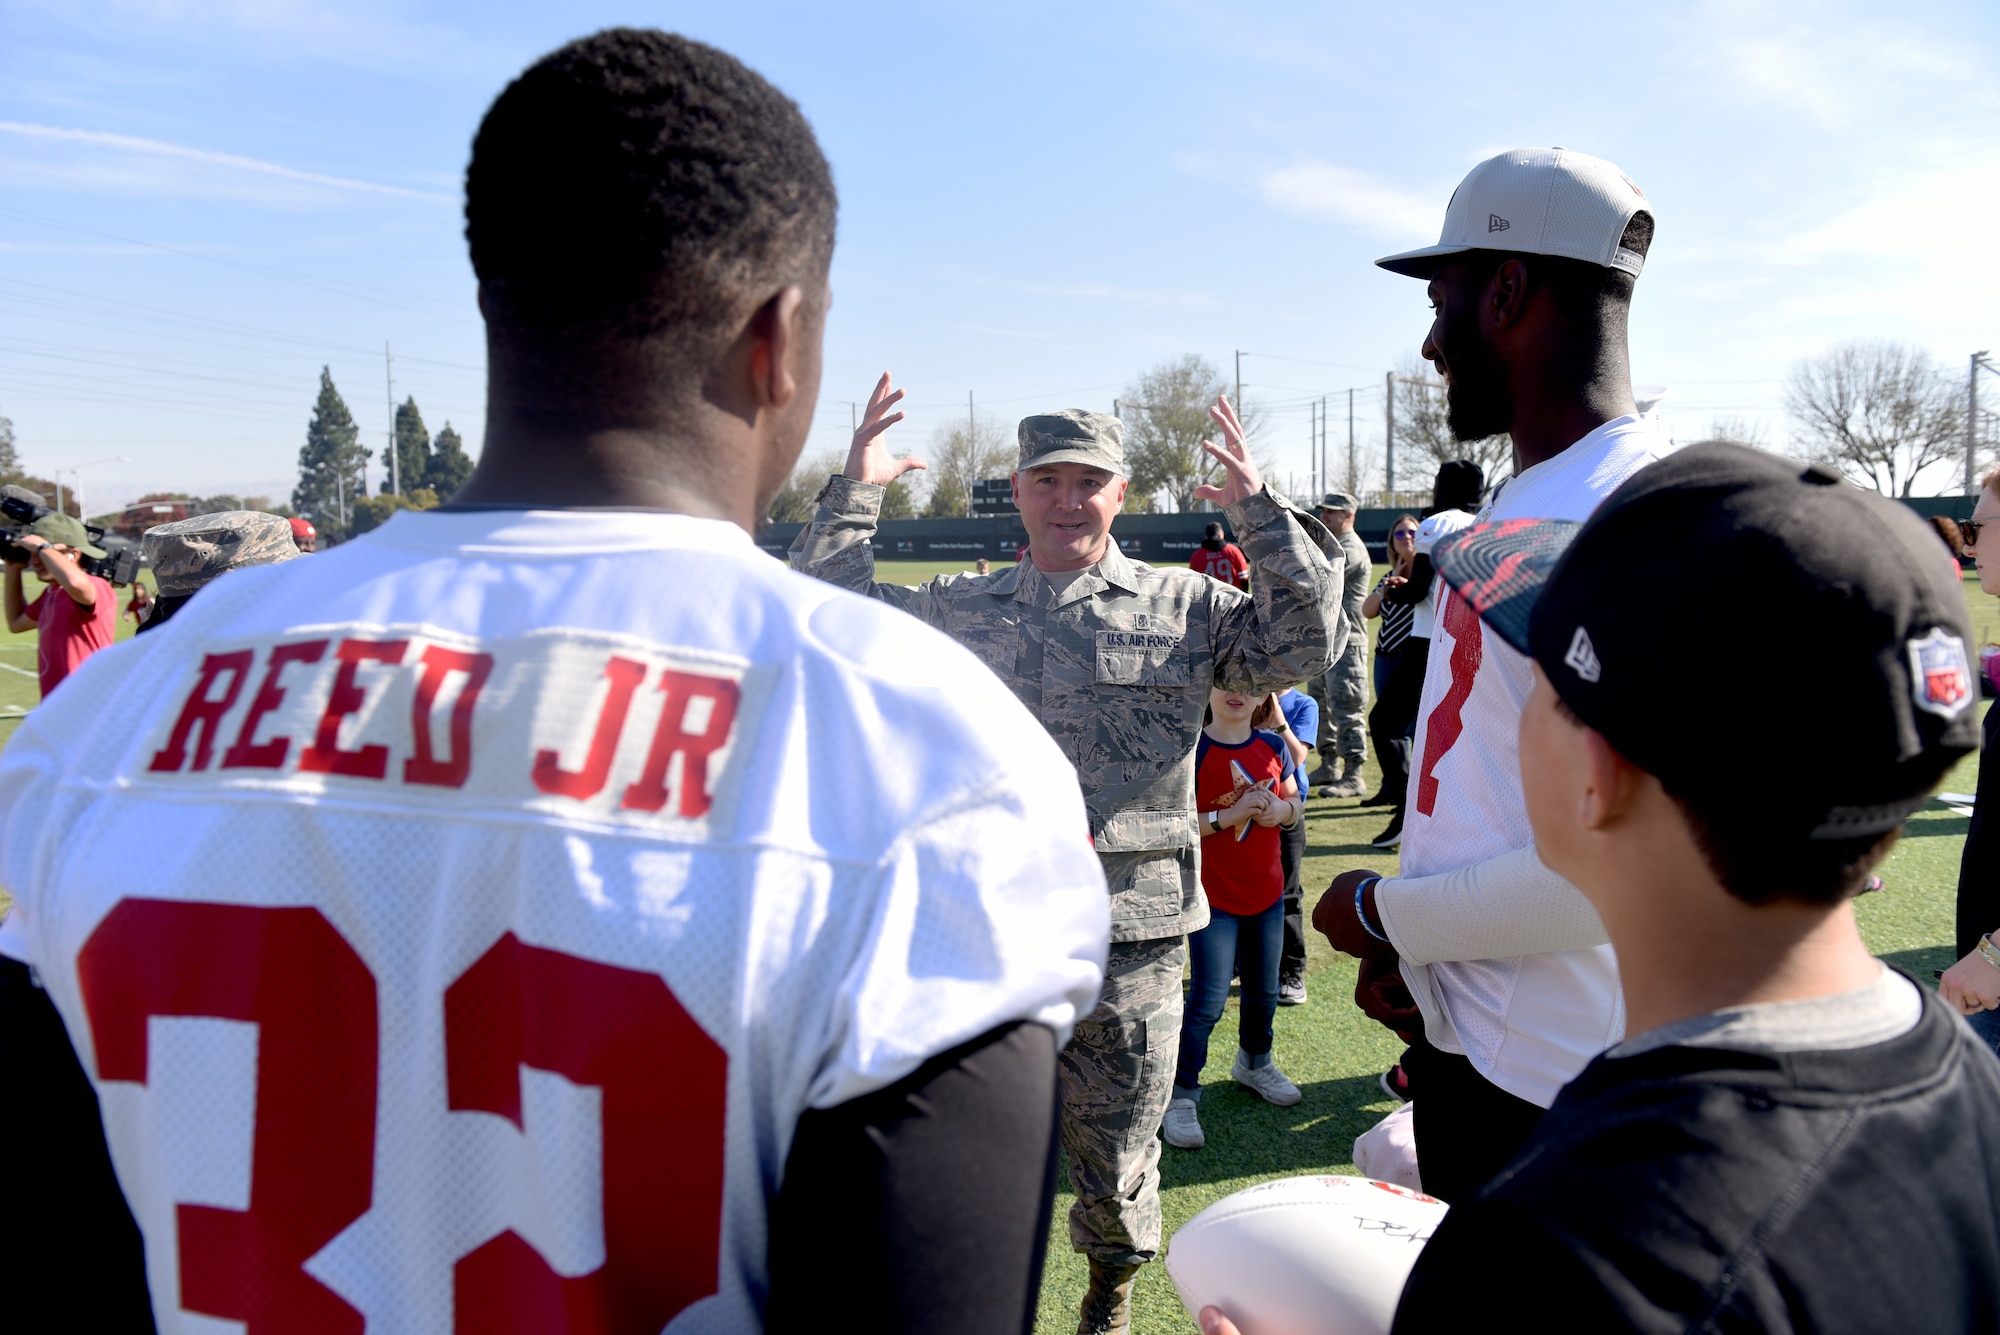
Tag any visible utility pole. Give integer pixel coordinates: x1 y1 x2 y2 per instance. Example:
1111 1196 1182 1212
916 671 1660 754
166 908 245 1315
1235 351 1243 410
1308 400 1319 497
385 342 398 497
1974 352 1993 496
1347 387 1356 497
969 390 976 440
1385 371 1396 495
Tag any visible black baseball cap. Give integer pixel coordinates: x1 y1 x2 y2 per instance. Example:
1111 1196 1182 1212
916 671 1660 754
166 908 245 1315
1434 442 1980 842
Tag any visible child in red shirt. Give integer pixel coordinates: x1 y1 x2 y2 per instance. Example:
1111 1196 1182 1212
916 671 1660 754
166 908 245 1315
1162 688 1304 1150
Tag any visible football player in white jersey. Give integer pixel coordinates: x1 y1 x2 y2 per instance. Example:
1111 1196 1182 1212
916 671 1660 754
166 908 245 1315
1314 147 1671 1203
0 29 1109 1333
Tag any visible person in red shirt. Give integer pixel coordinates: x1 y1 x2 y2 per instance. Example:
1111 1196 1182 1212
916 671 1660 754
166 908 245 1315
2 512 116 698
1162 687 1304 1150
1189 521 1249 589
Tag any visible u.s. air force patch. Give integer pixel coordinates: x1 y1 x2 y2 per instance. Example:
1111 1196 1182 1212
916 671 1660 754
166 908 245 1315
1907 627 1973 719
1096 631 1180 652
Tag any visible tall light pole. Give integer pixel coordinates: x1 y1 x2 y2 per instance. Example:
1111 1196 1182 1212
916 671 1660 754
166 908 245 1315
385 342 399 497
53 456 127 522
1384 372 1396 495
1972 351 1993 496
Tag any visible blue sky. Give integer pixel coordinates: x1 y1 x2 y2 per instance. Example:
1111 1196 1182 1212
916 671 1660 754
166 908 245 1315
1 0 1995 512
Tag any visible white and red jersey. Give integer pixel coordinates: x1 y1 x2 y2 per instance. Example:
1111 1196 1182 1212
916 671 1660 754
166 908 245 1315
1399 415 1673 1105
1410 510 1475 639
0 508 1109 1333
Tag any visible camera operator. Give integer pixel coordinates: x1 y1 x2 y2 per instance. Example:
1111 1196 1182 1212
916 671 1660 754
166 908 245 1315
3 512 116 698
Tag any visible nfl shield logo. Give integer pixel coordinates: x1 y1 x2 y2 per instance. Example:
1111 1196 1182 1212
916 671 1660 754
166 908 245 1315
1907 628 1973 719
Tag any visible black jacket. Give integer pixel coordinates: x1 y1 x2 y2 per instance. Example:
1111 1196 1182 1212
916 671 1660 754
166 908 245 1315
1394 986 2000 1334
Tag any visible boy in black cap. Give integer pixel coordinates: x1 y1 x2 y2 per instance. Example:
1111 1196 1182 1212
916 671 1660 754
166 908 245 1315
1391 442 2000 1331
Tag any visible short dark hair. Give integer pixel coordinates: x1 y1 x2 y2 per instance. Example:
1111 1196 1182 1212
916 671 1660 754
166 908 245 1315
1204 522 1224 540
1665 787 1912 908
1549 684 1912 906
466 29 836 397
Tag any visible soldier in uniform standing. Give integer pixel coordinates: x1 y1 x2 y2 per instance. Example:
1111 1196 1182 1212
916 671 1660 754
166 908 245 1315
1306 491 1373 798
792 373 1343 1333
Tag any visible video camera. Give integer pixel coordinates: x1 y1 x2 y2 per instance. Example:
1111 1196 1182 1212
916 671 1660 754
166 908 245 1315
0 496 144 585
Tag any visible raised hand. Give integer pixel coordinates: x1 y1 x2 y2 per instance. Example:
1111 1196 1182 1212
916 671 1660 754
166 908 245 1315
1191 394 1265 510
842 372 926 488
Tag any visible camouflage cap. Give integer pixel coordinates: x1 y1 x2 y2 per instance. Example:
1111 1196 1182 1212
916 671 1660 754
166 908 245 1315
29 511 108 559
143 510 300 596
1017 410 1126 477
1317 491 1358 512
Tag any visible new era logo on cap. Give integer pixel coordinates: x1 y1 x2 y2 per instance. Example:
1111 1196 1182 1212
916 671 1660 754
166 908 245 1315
1488 214 1510 233
1564 627 1602 683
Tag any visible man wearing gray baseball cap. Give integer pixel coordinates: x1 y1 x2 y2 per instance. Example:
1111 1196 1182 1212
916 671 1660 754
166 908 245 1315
1313 146 1672 1204
793 373 1344 1332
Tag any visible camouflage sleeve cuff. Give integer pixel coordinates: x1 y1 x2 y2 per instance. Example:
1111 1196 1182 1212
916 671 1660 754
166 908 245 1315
1223 486 1296 540
815 474 885 520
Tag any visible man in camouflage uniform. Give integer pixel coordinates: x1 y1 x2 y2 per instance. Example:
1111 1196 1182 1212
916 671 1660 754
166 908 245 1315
791 374 1344 1333
1307 491 1373 798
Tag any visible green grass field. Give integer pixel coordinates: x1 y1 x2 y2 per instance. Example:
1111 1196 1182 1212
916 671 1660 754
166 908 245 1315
0 558 1987 1332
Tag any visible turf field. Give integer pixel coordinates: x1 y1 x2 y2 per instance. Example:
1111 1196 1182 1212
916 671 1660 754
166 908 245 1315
0 559 1986 1333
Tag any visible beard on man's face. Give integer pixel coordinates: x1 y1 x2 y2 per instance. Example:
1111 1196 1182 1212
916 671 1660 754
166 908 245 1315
1436 298 1511 442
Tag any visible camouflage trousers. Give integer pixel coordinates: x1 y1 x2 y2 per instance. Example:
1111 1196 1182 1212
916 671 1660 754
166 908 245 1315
1059 933 1188 1264
1314 640 1370 765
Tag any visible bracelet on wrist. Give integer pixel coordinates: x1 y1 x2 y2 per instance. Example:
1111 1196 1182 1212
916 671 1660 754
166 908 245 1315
1978 934 2000 973
1355 876 1389 942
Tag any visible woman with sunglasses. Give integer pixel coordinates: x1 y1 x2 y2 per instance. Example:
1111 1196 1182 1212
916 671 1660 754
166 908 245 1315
1358 516 1420 808
1944 483 2000 1056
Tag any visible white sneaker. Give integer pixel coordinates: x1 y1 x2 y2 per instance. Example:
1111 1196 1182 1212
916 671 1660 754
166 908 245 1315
1232 1051 1302 1106
1161 1097 1205 1149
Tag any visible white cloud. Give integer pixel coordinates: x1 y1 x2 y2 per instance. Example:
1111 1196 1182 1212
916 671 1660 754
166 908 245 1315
1258 162 1436 240
0 122 452 203
1687 0 1995 130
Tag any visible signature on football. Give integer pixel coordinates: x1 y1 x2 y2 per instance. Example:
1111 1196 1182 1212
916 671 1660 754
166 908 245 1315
1353 1216 1436 1244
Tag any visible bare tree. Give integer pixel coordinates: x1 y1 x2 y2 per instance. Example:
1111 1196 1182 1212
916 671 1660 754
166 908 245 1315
1393 355 1512 484
1785 340 1964 496
765 449 845 525
923 414 1014 517
1702 415 1770 449
1121 354 1272 512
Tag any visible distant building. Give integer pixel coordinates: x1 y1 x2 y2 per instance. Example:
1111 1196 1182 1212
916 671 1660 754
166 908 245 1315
116 500 188 539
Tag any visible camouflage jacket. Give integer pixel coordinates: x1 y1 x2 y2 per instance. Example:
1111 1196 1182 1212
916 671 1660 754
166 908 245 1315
1335 529 1371 662
790 476 1345 934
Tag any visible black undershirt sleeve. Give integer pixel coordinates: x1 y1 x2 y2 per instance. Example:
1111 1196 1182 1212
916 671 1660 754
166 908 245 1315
1391 1197 1636 1334
0 957 157 1332
766 1020 1060 1335
1380 555 1436 607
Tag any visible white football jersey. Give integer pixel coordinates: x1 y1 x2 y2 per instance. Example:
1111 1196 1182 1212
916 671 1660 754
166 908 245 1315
1400 415 1673 1105
1410 509 1476 640
0 508 1110 1333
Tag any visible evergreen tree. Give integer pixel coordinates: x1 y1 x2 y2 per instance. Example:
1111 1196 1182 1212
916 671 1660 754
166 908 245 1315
425 422 474 499
0 414 18 483
383 396 431 495
292 367 368 530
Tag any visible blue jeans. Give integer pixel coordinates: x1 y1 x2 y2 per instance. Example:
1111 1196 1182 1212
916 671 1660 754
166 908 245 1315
1967 1005 2000 1061
1175 896 1283 1098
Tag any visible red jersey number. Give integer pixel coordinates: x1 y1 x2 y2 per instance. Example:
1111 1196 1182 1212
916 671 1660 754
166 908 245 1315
77 901 726 1334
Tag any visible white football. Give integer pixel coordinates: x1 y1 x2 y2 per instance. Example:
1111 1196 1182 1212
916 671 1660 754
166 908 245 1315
1165 1174 1448 1335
